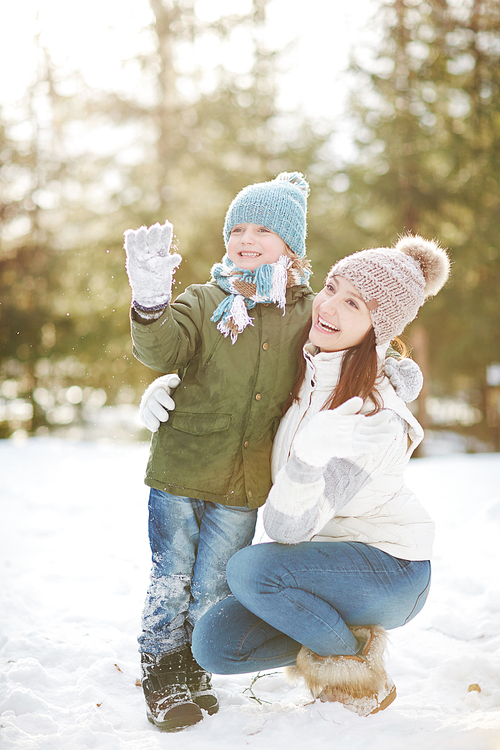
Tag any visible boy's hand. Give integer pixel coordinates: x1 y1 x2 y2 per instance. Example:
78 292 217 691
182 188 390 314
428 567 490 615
140 373 181 432
124 221 182 309
292 397 398 467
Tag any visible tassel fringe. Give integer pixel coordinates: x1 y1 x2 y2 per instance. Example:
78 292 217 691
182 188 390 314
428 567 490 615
210 252 309 343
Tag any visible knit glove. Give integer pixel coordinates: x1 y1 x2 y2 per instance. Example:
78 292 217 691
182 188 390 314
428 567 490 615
384 357 423 403
139 374 181 432
124 221 182 309
292 397 398 468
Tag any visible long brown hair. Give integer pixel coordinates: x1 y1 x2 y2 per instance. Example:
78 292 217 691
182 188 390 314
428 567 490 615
283 317 409 415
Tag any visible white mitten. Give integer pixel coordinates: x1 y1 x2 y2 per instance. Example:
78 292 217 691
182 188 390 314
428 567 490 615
124 220 182 309
140 374 181 432
384 357 423 403
292 397 398 467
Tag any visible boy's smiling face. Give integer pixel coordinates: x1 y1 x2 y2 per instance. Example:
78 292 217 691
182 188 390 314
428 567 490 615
227 222 288 271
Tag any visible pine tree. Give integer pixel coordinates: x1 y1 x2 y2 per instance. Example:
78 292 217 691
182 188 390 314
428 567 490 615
1 0 332 435
70 0 331 407
336 0 500 440
0 39 82 436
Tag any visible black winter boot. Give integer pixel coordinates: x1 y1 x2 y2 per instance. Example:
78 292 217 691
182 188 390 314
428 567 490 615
185 646 219 715
141 650 203 731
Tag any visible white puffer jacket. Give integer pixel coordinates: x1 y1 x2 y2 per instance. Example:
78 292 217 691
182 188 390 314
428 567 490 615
265 343 434 561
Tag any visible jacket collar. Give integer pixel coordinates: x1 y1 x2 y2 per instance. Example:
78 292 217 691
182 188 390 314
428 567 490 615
302 341 390 395
303 343 344 393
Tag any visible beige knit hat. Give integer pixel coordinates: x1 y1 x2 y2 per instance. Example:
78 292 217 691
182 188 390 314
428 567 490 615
330 234 450 344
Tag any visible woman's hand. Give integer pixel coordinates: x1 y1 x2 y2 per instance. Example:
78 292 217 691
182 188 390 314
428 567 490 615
139 373 181 432
292 397 398 467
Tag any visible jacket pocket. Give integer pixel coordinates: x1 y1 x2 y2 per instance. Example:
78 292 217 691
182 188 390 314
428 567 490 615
169 411 231 435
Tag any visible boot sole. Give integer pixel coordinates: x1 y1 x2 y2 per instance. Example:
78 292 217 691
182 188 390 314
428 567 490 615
147 702 203 732
370 685 397 715
194 697 219 715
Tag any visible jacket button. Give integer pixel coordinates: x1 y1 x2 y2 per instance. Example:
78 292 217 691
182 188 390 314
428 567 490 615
244 440 249 448
255 393 262 401
248 490 253 498
262 342 269 350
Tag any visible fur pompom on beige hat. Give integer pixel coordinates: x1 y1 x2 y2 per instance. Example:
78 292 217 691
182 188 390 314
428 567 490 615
329 234 450 344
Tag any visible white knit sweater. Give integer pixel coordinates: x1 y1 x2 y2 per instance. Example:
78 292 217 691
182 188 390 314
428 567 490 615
264 343 434 561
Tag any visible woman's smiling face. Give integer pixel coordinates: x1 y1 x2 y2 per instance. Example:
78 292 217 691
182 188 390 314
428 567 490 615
309 275 373 352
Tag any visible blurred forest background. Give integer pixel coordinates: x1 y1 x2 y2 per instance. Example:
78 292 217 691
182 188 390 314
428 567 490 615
1 0 499 450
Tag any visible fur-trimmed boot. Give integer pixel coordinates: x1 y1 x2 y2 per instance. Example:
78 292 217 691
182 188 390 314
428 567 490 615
288 626 396 717
185 645 219 715
141 649 203 731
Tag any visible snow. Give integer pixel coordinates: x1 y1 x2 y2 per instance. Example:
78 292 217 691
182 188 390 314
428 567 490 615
1 437 500 750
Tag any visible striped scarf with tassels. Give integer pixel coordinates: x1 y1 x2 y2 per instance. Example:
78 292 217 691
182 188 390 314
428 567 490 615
210 254 311 344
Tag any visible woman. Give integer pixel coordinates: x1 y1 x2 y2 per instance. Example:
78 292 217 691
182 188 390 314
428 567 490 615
190 234 450 717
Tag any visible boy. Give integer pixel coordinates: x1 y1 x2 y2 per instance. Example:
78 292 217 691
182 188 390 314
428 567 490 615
124 172 314 731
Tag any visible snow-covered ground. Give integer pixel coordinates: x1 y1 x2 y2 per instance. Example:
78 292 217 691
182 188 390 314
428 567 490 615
1 437 499 750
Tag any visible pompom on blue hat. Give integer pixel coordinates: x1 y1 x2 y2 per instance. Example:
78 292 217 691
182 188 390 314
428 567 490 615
223 172 310 258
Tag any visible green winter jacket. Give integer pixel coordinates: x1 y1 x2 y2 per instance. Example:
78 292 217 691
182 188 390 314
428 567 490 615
131 281 314 508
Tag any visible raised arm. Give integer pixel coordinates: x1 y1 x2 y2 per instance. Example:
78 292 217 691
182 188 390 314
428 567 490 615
124 220 182 315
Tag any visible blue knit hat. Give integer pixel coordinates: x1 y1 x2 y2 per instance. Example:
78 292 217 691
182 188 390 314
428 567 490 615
223 172 309 258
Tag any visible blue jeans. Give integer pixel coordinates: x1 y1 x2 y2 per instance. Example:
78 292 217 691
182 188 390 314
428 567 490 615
138 489 257 656
192 541 431 673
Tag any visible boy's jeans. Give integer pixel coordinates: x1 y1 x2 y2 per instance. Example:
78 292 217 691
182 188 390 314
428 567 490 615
138 488 257 656
192 540 431 674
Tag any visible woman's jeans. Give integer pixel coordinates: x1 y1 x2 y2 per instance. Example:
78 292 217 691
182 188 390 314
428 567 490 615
138 488 257 656
192 541 431 674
